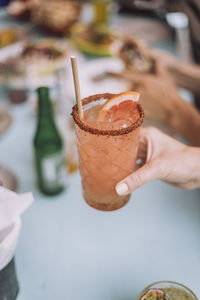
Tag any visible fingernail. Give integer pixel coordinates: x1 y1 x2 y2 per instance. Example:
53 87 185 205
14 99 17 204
116 182 129 195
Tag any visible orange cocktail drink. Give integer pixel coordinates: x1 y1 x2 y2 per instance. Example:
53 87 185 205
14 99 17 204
72 92 144 211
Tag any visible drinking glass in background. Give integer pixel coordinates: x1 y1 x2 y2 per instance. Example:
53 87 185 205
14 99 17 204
93 0 110 24
4 57 27 105
138 281 198 300
92 0 117 25
72 93 144 211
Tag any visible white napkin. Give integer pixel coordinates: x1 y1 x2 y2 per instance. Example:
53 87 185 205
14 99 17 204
0 187 34 270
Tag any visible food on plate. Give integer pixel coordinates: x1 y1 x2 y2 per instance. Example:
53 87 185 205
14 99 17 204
77 24 113 45
112 37 155 73
31 0 82 35
1 39 68 79
71 23 115 56
139 285 197 300
20 39 68 77
21 39 66 61
140 289 169 300
8 0 81 35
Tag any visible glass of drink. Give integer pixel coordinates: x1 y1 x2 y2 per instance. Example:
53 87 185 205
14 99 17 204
72 93 144 211
137 281 198 300
93 0 111 24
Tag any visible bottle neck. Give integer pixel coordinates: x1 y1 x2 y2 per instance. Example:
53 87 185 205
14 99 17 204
37 87 54 121
38 97 53 119
34 87 62 149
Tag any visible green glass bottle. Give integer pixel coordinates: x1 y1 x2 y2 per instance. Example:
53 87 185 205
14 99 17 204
33 87 66 196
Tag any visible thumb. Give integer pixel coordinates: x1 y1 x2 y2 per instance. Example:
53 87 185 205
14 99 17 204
115 162 158 195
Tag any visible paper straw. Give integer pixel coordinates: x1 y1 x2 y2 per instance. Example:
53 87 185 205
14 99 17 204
71 56 83 120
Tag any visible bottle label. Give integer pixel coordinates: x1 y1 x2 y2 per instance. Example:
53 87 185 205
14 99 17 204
41 151 66 190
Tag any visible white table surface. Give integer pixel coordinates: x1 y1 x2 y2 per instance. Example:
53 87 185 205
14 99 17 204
0 11 200 300
0 94 199 300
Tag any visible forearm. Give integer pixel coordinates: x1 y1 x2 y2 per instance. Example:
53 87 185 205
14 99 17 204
169 61 200 94
170 96 200 146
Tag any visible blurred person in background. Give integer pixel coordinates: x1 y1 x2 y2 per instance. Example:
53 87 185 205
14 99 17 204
117 0 200 109
180 0 200 109
113 56 200 146
112 0 200 145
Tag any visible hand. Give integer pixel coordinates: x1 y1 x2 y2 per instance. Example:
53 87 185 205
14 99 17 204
145 48 178 70
94 63 180 127
103 62 181 127
115 127 200 195
122 62 182 127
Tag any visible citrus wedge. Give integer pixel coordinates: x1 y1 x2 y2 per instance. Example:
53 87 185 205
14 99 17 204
97 91 140 122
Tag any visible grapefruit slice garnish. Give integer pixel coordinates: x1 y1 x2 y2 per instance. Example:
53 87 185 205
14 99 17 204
97 91 140 122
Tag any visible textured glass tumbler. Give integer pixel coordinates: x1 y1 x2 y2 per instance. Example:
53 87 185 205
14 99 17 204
137 281 198 300
72 93 144 211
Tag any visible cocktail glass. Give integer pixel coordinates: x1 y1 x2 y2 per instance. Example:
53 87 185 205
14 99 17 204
72 93 144 211
137 281 198 300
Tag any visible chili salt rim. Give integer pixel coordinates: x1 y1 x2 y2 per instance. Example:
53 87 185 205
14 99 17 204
71 93 144 136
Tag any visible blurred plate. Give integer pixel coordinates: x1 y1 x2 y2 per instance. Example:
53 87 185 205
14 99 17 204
0 107 12 135
71 23 115 56
0 41 24 62
0 166 18 192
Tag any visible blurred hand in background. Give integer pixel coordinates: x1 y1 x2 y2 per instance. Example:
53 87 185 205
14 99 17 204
148 48 200 94
107 59 200 146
